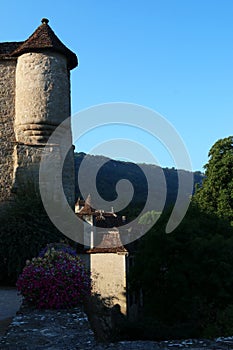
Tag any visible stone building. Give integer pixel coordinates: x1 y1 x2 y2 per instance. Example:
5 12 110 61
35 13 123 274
75 194 126 248
86 230 128 316
0 19 134 317
76 196 128 315
0 18 78 205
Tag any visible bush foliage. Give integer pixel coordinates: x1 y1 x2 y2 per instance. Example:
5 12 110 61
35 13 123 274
129 204 233 339
0 183 66 285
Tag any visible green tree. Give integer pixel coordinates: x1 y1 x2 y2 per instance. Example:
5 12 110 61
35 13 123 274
138 210 161 225
129 204 233 339
194 136 233 225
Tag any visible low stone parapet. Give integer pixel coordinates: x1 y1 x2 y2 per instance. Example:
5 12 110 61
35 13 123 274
1 305 233 350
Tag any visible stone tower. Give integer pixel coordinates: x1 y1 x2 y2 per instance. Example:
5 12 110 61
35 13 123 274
0 19 78 205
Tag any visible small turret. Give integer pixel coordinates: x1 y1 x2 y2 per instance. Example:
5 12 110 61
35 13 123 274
13 18 78 145
5 19 78 206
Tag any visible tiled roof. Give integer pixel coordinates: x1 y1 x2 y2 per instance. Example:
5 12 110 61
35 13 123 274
0 42 23 58
78 207 95 215
0 19 78 69
76 194 95 215
87 247 127 253
87 229 128 254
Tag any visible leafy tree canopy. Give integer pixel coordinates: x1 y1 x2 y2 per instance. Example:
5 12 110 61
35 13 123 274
138 210 161 225
194 136 233 225
129 204 233 339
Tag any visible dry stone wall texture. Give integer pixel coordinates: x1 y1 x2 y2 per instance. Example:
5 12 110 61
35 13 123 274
0 60 16 201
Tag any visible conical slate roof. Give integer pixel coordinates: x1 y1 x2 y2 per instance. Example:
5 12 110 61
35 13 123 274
11 18 78 70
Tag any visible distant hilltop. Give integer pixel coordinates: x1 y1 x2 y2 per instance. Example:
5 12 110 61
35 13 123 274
74 152 204 212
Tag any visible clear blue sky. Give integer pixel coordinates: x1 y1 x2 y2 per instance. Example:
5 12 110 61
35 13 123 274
1 0 232 171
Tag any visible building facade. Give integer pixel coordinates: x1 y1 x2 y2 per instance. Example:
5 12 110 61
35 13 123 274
76 196 128 315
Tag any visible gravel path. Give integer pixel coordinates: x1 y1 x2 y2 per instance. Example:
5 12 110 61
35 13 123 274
0 287 22 337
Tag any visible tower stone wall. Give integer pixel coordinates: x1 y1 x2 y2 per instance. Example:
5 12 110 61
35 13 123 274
13 51 74 204
0 19 78 207
15 51 70 144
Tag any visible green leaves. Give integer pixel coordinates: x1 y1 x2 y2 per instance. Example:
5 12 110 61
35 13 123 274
82 136 232 340
194 136 233 225
129 204 233 339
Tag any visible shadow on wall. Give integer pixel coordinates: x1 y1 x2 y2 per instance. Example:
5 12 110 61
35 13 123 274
84 294 127 342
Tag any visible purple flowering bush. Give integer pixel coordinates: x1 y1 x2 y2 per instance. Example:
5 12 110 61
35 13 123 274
16 245 91 309
38 242 77 258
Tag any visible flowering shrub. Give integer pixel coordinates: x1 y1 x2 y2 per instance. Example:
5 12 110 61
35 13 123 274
38 242 77 258
16 245 91 309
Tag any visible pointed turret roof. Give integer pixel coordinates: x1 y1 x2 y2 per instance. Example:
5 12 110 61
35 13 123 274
85 194 92 208
11 18 78 69
78 194 94 215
